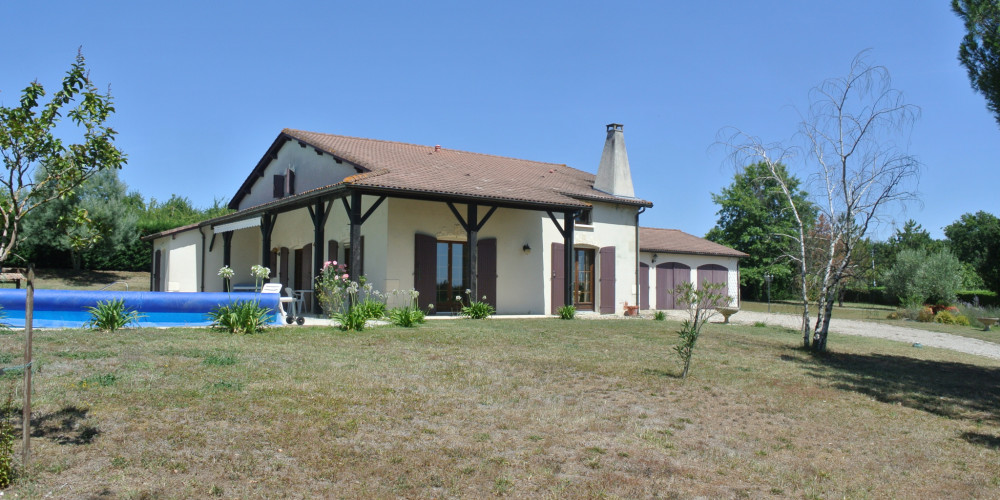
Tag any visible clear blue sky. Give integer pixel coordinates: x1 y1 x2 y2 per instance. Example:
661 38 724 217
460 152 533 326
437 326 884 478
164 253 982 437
2 1 997 240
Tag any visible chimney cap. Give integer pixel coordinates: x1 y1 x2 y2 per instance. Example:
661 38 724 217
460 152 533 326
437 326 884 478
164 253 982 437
606 123 624 132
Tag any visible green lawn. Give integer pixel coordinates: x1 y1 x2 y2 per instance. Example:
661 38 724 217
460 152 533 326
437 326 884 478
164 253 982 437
0 319 997 498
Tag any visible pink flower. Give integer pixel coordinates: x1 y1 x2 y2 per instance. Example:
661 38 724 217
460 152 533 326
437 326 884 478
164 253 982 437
331 260 337 266
342 273 349 280
323 261 333 269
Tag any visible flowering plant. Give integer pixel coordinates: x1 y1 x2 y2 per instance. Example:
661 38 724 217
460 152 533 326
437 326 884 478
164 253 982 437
208 265 272 334
459 289 495 319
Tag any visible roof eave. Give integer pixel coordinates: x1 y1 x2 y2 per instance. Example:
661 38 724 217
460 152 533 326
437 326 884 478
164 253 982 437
640 247 748 259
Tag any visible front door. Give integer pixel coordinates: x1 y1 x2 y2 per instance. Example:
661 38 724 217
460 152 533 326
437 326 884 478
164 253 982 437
436 241 468 312
574 248 595 311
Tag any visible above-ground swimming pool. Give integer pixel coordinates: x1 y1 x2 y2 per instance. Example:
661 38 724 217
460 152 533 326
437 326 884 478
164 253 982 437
0 289 282 328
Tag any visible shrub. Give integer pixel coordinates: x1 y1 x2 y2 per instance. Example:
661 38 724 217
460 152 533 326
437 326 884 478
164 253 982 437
883 248 963 306
916 307 935 323
458 290 495 320
653 311 666 321
388 306 425 327
558 305 576 320
934 311 972 326
0 390 15 488
355 298 387 321
209 265 273 334
673 281 728 379
84 298 143 332
208 300 271 334
332 307 368 331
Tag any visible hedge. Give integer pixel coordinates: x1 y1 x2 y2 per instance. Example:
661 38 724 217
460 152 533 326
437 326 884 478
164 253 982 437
956 290 999 308
840 287 895 306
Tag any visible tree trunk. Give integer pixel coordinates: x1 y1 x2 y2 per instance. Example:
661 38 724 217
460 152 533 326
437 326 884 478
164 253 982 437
71 251 82 271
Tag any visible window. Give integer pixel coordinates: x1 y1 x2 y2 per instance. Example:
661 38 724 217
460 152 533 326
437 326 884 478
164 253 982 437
575 209 593 226
573 248 595 309
435 241 468 311
273 174 285 198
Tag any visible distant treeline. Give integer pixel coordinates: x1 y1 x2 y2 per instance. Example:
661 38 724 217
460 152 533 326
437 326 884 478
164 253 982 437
8 170 230 271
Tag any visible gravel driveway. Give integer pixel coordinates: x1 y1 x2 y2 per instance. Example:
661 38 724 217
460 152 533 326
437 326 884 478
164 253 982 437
660 309 1000 361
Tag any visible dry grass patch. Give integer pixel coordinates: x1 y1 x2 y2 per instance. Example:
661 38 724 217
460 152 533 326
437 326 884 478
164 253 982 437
0 319 996 497
742 300 1000 344
1 269 150 292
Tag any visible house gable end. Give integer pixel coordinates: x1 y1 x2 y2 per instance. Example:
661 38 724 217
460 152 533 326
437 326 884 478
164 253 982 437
229 132 368 211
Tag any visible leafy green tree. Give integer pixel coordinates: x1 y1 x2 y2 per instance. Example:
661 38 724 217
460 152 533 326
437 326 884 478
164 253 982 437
706 162 813 300
0 51 126 264
953 0 1000 127
944 211 1000 293
888 220 940 254
21 169 137 270
883 248 963 307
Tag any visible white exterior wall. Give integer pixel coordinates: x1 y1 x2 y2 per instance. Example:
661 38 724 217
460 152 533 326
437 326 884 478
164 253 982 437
639 252 741 308
237 141 357 211
152 229 202 292
385 198 544 313
150 197 645 315
204 230 226 292
541 202 639 315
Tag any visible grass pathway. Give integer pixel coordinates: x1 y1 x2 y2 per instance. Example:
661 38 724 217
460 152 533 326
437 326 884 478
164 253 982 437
663 309 1000 360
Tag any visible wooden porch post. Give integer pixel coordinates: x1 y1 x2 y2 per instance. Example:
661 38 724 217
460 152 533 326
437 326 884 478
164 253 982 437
260 213 277 270
222 231 233 290
466 203 478 301
348 191 362 285
308 198 333 311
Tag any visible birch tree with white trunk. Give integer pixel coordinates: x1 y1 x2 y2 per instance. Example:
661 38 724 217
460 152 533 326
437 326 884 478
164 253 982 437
726 52 921 352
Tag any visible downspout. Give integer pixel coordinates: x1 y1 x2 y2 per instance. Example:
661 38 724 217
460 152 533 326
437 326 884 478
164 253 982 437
635 207 646 309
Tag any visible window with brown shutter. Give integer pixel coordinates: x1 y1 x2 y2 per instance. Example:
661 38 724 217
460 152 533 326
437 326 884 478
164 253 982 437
286 169 295 195
273 174 285 198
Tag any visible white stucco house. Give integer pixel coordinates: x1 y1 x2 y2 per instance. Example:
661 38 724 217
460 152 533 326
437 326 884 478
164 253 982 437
144 124 746 315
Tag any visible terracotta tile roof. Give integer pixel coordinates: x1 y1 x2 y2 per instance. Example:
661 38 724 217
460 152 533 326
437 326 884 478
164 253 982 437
273 129 652 209
640 227 748 258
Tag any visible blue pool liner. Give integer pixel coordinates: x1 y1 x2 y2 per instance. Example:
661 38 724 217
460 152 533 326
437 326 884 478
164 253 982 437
0 289 282 328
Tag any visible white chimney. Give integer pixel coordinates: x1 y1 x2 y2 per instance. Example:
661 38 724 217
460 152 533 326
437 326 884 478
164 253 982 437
593 123 635 198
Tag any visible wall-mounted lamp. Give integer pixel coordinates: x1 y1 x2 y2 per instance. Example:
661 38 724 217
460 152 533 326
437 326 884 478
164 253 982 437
651 253 658 263
522 243 531 254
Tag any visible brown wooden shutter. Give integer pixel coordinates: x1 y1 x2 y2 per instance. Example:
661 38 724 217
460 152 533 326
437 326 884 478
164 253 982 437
639 262 650 310
414 233 437 313
279 247 290 289
327 240 338 264
599 246 615 314
477 238 497 308
551 242 564 315
302 244 313 288
153 250 161 292
273 174 285 198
